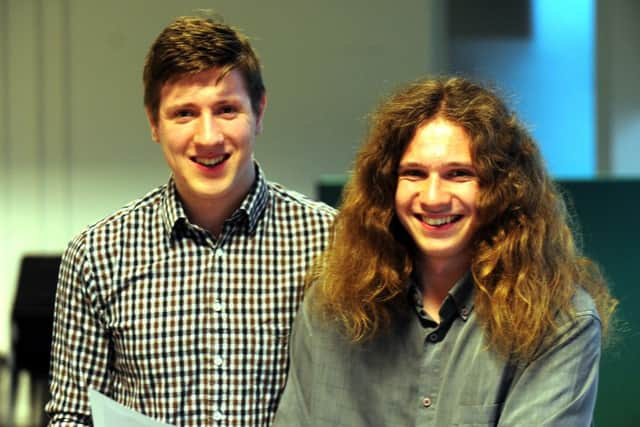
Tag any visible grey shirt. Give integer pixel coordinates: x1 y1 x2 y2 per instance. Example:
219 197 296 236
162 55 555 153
274 275 601 426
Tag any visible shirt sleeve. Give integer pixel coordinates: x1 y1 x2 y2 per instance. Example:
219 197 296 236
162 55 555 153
498 311 602 426
272 298 314 426
46 234 111 426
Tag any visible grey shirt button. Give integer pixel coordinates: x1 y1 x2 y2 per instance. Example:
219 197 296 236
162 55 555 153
422 396 432 408
428 333 439 342
461 306 470 319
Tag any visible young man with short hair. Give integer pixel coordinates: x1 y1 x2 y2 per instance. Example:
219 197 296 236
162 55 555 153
46 16 334 426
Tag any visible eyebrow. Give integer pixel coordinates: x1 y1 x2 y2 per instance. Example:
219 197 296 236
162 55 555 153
398 160 474 168
163 96 243 110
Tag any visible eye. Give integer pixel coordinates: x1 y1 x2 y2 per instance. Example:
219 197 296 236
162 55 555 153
447 168 476 180
174 109 195 119
398 168 426 180
217 104 238 117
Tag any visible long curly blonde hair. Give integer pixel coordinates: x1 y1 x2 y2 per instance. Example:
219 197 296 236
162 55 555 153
313 77 617 362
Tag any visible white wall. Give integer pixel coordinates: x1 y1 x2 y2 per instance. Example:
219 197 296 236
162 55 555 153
0 0 445 355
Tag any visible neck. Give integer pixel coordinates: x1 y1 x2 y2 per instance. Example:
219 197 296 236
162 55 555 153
184 201 232 237
179 183 254 238
414 254 470 321
175 165 256 237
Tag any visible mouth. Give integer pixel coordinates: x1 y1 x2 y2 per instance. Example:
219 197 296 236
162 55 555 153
418 214 463 227
192 154 230 168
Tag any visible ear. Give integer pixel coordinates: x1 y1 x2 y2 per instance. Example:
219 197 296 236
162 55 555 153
145 108 159 142
255 94 267 134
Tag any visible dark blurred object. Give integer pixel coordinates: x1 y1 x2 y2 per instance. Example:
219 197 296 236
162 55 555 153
9 255 61 427
447 0 531 38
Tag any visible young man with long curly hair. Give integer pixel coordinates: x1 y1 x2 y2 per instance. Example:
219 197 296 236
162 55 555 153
274 77 617 426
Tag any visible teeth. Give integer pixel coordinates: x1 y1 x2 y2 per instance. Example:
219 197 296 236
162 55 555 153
423 215 458 226
195 155 226 167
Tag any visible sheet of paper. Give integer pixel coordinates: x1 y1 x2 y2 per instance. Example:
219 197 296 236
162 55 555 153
88 388 175 427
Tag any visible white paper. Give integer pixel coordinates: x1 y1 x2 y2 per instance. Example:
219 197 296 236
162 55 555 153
88 389 175 427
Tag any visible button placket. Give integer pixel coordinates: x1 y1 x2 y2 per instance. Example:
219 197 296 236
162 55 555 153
211 404 225 422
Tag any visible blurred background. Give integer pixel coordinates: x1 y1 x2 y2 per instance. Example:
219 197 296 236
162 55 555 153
1 0 638 425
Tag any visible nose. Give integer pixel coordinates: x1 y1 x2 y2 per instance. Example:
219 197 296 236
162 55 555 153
420 176 451 210
193 114 223 146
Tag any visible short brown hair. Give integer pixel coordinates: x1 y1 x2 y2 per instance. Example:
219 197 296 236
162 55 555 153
143 16 265 123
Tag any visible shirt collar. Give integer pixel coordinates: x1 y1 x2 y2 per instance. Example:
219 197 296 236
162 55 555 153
160 162 269 238
410 271 475 324
446 271 474 320
227 162 269 236
161 178 189 236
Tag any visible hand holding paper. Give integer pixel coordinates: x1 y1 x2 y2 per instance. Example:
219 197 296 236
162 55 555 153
88 389 175 427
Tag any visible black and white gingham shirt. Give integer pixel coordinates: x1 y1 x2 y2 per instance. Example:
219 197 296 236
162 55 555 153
46 166 335 426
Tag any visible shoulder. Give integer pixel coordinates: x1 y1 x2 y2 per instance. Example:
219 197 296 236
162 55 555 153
64 185 167 259
548 286 601 340
295 281 335 339
266 181 337 219
536 286 602 359
290 282 357 364
88 185 166 231
296 281 322 331
561 286 601 327
83 185 165 236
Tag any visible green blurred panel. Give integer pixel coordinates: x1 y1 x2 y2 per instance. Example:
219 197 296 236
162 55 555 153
318 177 639 425
559 180 639 427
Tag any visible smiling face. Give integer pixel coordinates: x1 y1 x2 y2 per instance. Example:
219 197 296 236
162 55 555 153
395 117 480 272
147 67 265 225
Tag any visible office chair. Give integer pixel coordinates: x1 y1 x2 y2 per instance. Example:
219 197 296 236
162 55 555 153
9 255 61 427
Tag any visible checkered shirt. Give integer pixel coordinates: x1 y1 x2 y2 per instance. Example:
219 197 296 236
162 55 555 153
46 166 336 426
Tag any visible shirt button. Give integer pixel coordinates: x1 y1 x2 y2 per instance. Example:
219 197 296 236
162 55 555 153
213 300 223 311
422 396 432 408
214 355 224 367
428 333 439 342
215 248 224 257
213 410 224 421
461 306 470 319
